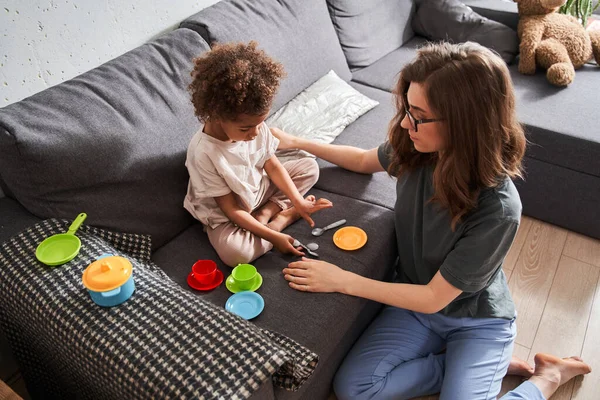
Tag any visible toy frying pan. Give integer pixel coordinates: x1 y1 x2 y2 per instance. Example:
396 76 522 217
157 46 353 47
36 213 87 266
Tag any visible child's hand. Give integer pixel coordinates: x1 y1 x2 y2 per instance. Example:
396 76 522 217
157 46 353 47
272 233 305 256
294 197 333 227
270 127 297 150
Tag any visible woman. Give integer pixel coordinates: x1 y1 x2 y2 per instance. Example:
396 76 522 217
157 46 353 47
273 42 591 400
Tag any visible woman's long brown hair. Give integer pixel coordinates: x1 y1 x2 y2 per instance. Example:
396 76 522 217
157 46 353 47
387 42 526 229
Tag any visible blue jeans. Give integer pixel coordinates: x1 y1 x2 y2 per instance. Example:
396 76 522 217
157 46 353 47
334 307 545 400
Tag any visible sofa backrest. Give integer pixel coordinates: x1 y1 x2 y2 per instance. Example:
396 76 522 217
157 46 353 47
180 0 352 113
0 29 210 249
326 0 416 69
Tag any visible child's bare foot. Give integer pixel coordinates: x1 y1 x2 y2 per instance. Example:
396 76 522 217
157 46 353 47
507 355 534 377
268 195 333 231
267 202 304 232
528 353 592 399
252 201 281 225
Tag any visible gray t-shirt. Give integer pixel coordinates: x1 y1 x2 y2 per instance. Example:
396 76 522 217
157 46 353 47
378 143 519 319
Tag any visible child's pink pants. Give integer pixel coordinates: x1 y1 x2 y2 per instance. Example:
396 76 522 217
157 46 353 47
207 158 319 267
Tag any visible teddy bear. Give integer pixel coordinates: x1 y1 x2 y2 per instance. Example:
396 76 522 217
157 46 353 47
515 0 600 86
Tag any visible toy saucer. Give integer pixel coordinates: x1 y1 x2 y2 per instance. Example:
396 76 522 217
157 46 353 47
225 291 264 320
226 272 263 293
187 269 224 291
333 226 368 250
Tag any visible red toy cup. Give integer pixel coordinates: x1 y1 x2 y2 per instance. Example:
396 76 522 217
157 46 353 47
191 260 217 285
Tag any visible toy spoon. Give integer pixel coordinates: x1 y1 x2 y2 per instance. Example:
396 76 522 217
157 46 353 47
306 242 319 251
311 219 346 236
293 239 319 257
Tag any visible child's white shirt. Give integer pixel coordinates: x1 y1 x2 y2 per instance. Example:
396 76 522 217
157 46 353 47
183 122 280 228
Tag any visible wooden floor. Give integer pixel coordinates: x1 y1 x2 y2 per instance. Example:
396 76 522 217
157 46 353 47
0 378 23 400
330 216 600 400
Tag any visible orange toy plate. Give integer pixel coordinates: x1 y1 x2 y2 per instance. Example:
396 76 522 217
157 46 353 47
333 226 367 251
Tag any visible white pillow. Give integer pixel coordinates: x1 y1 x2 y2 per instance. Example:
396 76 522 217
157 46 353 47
267 70 379 163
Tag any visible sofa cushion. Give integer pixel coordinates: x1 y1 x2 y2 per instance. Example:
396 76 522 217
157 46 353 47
0 29 210 249
509 64 600 179
462 0 519 31
267 70 379 163
180 0 352 114
412 0 518 63
326 0 416 69
151 188 398 400
351 36 429 92
314 82 398 210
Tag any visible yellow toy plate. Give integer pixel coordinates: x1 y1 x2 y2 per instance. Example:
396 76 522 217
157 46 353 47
333 226 367 251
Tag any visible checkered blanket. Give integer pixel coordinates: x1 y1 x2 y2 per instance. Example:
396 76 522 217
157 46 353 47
0 219 318 399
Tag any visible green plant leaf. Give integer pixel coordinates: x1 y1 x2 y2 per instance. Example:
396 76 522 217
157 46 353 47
558 0 597 26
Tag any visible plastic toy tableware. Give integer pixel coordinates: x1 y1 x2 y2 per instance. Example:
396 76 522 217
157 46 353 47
36 213 87 266
226 273 263 293
226 263 263 293
232 263 258 290
333 226 368 251
187 260 224 291
82 254 135 307
311 219 346 236
292 239 319 257
306 242 319 251
225 291 264 320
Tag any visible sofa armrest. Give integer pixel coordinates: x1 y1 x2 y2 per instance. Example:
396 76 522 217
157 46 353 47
462 0 519 31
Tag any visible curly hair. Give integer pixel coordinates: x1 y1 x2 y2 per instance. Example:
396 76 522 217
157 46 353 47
387 42 526 230
189 41 285 122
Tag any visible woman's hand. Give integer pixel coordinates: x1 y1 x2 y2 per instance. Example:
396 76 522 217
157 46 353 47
271 232 304 256
293 196 333 227
283 257 352 293
270 127 299 150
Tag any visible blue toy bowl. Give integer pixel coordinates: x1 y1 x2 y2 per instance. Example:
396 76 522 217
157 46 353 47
87 274 135 307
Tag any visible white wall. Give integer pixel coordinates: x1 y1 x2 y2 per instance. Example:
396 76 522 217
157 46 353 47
0 0 220 106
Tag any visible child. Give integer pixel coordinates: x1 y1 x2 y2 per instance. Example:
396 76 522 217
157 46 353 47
184 41 332 267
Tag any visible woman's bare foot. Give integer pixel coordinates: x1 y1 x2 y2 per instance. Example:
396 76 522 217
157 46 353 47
267 195 317 232
507 356 534 377
528 353 592 399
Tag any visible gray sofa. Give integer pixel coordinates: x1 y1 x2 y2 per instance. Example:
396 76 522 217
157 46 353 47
463 0 600 240
0 0 598 399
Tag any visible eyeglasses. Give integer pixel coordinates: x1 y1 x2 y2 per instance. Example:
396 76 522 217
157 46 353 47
405 108 443 132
